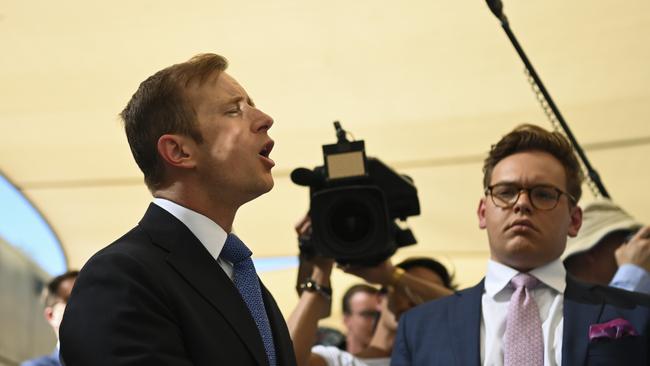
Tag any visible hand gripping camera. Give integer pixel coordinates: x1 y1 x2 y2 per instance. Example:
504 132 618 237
291 122 420 266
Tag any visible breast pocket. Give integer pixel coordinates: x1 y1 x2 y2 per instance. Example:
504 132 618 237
586 335 646 366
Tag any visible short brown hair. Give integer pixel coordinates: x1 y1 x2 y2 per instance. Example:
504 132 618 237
482 124 583 203
43 270 79 307
342 284 379 315
396 257 457 291
120 53 228 191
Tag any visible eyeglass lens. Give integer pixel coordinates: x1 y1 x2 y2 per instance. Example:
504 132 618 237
491 184 560 209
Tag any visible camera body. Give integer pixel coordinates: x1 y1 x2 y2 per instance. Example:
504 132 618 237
292 122 420 266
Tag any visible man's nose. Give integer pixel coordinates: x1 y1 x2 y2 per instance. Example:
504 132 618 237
252 107 273 132
513 189 533 213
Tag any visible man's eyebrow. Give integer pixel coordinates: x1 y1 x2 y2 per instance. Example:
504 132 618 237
223 96 244 106
223 96 255 107
491 180 556 187
490 180 518 186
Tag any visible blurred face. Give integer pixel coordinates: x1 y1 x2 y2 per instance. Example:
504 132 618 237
187 72 275 206
46 277 76 339
565 231 628 285
478 151 582 271
389 266 444 322
343 291 380 347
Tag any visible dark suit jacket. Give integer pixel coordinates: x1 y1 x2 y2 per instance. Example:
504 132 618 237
21 349 60 366
392 275 650 366
59 203 296 366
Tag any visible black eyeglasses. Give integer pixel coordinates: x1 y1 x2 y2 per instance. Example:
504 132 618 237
353 310 380 319
485 183 576 211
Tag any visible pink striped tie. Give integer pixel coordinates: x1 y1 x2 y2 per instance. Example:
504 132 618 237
504 273 543 366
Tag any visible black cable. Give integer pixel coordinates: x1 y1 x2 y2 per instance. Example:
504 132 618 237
485 0 611 198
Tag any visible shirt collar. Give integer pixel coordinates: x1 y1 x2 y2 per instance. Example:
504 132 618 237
153 198 228 261
485 258 566 297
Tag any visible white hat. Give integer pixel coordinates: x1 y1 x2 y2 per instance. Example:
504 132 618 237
563 198 642 260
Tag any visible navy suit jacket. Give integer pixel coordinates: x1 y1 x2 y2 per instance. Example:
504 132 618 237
392 275 650 366
60 204 296 366
21 349 60 366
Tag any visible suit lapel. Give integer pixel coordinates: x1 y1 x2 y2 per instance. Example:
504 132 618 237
449 280 483 366
562 275 603 366
139 204 269 366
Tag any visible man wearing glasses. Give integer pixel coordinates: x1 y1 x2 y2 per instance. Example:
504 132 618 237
392 124 650 366
340 284 381 354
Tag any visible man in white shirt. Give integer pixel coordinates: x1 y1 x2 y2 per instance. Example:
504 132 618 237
288 217 454 366
392 124 650 366
340 284 381 354
289 256 454 366
59 53 296 366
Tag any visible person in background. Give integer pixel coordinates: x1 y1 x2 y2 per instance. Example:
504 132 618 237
288 216 454 366
392 124 650 366
563 198 650 294
21 270 78 366
340 284 381 354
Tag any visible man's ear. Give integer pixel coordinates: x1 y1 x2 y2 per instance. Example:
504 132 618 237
477 197 487 230
44 306 59 329
157 134 197 169
567 205 582 238
44 307 54 322
342 314 351 327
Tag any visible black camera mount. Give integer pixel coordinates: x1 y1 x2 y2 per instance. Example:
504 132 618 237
292 122 420 266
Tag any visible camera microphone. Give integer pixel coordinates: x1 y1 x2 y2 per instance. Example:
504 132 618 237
291 168 318 187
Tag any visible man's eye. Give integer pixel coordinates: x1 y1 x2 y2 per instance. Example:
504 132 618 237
532 188 557 201
494 186 517 198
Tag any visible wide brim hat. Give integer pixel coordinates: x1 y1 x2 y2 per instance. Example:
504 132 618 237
563 198 642 260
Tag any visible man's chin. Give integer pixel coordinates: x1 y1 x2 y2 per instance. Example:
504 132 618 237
496 241 547 269
252 178 275 198
261 178 274 193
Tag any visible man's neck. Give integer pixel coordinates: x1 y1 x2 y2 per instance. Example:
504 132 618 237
154 188 238 232
345 336 366 355
355 324 394 359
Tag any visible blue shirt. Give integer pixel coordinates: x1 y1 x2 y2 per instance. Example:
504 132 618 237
610 264 650 295
21 348 60 366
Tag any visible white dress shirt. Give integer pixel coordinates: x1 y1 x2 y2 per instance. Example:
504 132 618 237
153 198 234 280
481 259 566 366
311 345 390 366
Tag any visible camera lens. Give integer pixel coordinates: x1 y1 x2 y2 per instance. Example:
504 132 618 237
310 185 391 261
328 200 372 243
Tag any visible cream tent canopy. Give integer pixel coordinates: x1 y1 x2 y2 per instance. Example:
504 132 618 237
2 0 649 323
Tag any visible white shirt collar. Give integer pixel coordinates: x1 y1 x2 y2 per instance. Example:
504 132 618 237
152 198 228 261
485 258 566 298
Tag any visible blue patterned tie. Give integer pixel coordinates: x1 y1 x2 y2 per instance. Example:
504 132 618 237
221 233 276 366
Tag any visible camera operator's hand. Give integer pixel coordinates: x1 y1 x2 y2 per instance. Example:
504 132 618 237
289 215 335 366
616 226 650 272
295 214 312 237
295 215 334 285
340 260 396 286
343 259 453 313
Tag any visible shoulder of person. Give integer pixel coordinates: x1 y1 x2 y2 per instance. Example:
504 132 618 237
566 275 650 308
20 355 59 366
312 345 356 365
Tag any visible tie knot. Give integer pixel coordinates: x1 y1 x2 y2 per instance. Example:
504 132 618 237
510 273 540 290
221 233 252 264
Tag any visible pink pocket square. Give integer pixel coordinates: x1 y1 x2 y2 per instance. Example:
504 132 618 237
588 318 639 342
